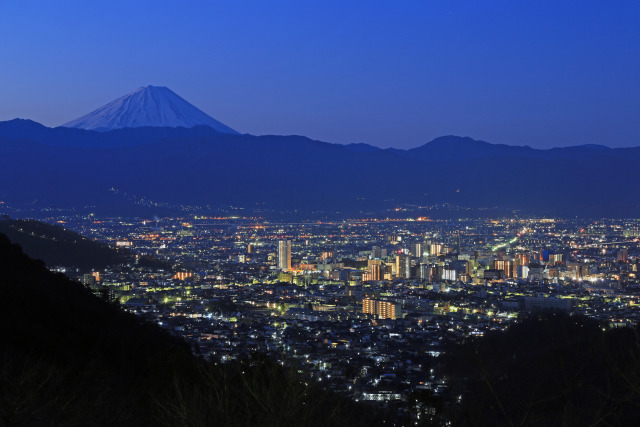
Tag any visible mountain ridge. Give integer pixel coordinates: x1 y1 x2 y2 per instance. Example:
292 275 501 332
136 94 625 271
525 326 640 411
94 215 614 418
0 118 620 153
1 119 639 217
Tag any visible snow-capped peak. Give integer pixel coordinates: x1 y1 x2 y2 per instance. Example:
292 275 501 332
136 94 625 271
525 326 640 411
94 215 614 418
61 85 238 134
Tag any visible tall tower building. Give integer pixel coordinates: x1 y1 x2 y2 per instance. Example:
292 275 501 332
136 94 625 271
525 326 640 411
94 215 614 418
395 254 404 278
278 240 292 271
369 263 382 281
413 242 423 258
430 243 442 256
404 255 413 279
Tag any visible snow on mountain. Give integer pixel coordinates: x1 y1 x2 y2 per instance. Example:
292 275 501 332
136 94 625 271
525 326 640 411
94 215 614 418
61 86 238 134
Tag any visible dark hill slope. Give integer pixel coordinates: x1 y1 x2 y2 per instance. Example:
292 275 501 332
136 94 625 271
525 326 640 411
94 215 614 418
0 234 390 426
444 313 640 425
0 218 129 270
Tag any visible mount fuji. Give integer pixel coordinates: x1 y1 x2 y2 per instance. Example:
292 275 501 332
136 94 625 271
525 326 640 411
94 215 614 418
61 85 238 134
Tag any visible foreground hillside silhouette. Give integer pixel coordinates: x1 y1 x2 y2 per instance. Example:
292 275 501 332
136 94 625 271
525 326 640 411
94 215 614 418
0 234 390 426
443 312 640 425
4 229 640 426
0 217 166 271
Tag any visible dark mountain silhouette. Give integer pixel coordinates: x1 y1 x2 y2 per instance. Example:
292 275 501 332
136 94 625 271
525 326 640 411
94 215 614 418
0 234 391 425
0 217 129 270
0 118 222 147
1 119 639 217
343 142 382 152
0 217 166 270
443 312 640 425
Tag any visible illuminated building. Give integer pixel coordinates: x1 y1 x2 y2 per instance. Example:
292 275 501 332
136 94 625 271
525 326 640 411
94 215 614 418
278 272 293 283
362 298 400 320
494 259 518 278
321 251 334 260
395 254 412 278
413 242 423 258
278 240 292 271
517 264 530 279
377 300 398 319
404 256 413 278
364 259 383 281
369 263 382 281
517 253 529 266
550 253 563 264
362 298 377 315
441 268 456 281
420 264 431 281
173 271 193 280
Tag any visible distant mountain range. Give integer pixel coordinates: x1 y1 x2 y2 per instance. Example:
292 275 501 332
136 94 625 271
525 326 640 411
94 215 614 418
1 117 637 217
0 86 638 217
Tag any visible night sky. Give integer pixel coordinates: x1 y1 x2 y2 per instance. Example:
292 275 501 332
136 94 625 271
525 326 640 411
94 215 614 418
1 1 639 149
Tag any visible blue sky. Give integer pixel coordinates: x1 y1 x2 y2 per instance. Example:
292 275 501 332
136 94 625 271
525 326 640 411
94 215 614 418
1 1 639 148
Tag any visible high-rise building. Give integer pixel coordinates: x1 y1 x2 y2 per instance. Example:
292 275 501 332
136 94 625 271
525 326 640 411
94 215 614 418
404 255 413 278
441 268 457 281
369 263 382 281
517 264 530 279
395 254 412 278
395 254 404 277
278 240 292 271
413 242 423 258
420 264 432 281
376 300 398 320
494 259 518 278
363 298 377 316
